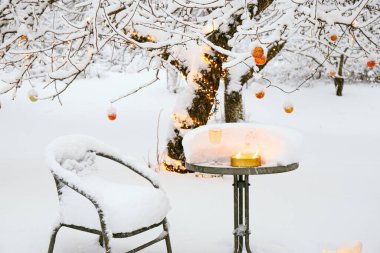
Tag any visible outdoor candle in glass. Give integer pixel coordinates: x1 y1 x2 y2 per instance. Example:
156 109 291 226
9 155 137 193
208 128 222 144
231 152 261 167
230 131 261 167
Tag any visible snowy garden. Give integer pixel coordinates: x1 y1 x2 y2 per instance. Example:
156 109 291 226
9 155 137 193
0 1 379 253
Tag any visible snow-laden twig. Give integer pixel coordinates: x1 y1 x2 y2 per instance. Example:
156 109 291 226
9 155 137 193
156 108 163 171
110 70 160 104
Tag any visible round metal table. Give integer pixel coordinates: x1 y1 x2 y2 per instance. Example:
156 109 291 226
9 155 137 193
185 162 299 253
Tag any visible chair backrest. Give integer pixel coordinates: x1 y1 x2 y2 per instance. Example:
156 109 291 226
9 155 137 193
45 135 160 194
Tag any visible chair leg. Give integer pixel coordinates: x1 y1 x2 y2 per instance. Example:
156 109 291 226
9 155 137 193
163 219 172 253
47 224 62 253
97 207 112 253
101 231 111 253
98 235 104 247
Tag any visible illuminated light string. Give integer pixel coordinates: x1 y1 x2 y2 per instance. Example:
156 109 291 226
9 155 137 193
162 157 187 173
166 45 226 171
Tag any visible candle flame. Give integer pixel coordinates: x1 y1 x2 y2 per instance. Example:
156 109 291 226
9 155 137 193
235 150 260 158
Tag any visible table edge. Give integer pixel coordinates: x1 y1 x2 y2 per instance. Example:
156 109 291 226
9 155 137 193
185 162 299 175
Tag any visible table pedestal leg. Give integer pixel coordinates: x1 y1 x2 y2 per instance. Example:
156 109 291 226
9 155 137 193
233 175 253 253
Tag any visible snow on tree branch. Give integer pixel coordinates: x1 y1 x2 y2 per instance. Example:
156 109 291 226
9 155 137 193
1 0 378 101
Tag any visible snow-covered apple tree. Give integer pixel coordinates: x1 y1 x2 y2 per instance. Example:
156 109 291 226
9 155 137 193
0 0 378 172
283 0 380 96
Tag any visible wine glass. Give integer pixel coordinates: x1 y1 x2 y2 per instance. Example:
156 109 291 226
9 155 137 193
208 128 223 166
208 128 222 144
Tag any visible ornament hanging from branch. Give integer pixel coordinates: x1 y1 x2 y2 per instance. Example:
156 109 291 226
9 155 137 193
28 89 38 102
251 44 267 66
284 102 294 114
252 46 264 58
330 34 337 42
367 59 376 69
255 56 266 66
255 89 265 99
328 28 338 42
107 105 117 121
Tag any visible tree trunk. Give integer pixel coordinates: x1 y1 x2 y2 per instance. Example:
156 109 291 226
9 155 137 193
334 53 345 96
334 77 344 96
224 90 244 122
224 77 244 123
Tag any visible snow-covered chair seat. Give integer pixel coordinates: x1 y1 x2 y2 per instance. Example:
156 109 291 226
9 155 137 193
46 135 172 253
60 177 169 233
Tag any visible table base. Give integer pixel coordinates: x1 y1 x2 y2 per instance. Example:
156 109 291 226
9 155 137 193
233 175 252 253
185 162 299 252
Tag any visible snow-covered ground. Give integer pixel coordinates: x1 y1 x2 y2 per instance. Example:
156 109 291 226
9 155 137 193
1 73 380 253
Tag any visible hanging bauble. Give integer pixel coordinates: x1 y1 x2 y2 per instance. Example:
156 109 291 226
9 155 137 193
107 105 117 121
252 47 264 58
367 60 376 68
28 89 38 102
330 34 337 42
255 90 265 99
255 56 266 66
284 102 294 114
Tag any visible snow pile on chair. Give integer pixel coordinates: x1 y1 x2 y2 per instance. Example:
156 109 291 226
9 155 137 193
45 134 170 233
59 176 170 233
45 134 160 186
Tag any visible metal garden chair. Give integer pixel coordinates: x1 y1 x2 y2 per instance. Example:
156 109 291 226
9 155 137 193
46 135 172 253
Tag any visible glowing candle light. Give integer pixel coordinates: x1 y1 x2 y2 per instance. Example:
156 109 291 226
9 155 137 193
231 151 261 167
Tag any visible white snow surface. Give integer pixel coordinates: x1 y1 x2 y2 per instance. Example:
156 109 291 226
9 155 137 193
183 123 302 166
1 72 380 253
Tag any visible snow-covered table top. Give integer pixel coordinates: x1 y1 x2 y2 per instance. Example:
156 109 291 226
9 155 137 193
185 162 299 175
182 122 303 167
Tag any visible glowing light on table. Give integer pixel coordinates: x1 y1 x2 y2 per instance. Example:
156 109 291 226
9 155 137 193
231 151 261 167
